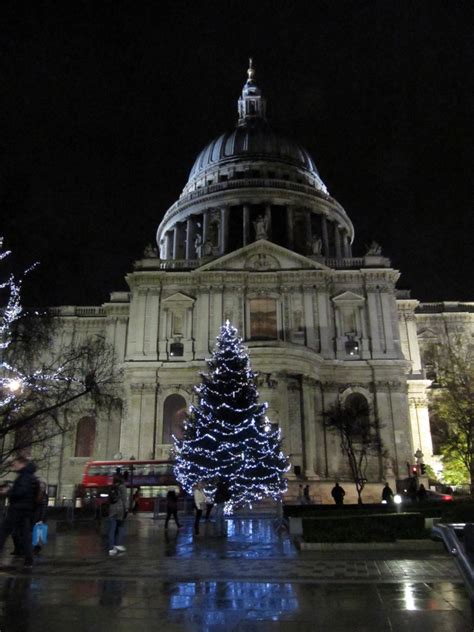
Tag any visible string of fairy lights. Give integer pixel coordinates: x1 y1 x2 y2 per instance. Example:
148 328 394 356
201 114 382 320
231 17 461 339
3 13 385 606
173 321 289 510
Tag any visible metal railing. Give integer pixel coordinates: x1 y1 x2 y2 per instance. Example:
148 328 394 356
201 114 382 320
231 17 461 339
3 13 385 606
432 523 474 599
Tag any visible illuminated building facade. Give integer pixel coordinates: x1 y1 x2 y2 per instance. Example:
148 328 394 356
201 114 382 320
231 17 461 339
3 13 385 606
47 63 473 502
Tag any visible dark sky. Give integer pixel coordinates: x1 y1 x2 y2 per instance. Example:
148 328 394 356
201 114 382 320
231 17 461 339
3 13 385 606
1 1 473 307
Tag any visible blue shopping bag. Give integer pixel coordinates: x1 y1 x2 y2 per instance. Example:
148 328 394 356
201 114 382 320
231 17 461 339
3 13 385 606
32 522 48 546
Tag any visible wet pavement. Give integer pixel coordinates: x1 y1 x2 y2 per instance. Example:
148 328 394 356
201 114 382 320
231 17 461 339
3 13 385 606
0 514 472 631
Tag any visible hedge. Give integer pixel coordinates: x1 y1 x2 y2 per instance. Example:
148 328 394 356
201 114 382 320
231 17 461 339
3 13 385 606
301 512 426 543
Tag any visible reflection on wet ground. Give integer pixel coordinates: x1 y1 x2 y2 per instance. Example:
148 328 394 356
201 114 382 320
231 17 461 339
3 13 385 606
0 515 471 631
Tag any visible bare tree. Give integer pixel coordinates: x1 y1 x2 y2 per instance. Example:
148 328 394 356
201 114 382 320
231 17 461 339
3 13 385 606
0 238 121 473
324 397 384 504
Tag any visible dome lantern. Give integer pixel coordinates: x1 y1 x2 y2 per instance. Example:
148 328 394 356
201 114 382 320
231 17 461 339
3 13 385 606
237 58 266 125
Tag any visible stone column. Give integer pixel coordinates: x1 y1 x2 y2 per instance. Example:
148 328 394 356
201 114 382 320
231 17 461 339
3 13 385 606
286 206 294 249
316 286 333 357
367 289 382 356
138 384 158 460
305 210 312 252
165 232 173 259
265 203 272 238
321 216 329 255
202 211 209 244
243 204 250 245
143 289 160 360
220 207 230 254
335 225 342 259
302 377 317 478
186 216 197 260
303 285 316 349
380 291 396 355
172 226 179 260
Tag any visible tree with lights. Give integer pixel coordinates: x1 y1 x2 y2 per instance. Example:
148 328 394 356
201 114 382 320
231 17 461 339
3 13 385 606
173 321 289 508
0 237 121 473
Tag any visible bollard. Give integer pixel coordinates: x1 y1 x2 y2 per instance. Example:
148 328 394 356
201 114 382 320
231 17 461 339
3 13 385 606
464 523 474 562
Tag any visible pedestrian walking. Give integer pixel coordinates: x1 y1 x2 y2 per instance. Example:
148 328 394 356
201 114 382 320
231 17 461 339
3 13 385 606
214 479 231 537
303 485 311 504
331 482 345 506
381 482 394 504
193 482 207 535
0 456 39 568
417 483 427 503
107 473 128 556
164 489 181 529
132 487 141 514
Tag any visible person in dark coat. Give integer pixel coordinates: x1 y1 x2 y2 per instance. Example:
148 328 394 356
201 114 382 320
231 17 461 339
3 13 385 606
381 482 394 504
303 485 311 504
0 456 39 568
108 473 128 556
417 483 428 503
164 490 181 529
214 479 231 537
331 482 345 506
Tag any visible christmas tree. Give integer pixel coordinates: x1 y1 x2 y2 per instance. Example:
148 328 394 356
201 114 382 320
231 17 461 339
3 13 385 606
173 321 289 508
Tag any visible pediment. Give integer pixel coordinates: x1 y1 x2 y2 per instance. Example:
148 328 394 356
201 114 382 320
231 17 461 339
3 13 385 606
162 292 195 305
196 240 329 272
332 290 366 304
417 327 438 340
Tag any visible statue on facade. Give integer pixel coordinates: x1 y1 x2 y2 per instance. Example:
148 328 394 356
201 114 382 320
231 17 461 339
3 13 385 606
253 214 268 240
365 241 382 256
310 234 323 255
194 233 203 258
203 239 213 256
143 243 158 258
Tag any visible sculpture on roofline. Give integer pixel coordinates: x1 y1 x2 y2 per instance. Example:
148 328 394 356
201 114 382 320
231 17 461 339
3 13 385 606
365 241 382 256
144 243 158 258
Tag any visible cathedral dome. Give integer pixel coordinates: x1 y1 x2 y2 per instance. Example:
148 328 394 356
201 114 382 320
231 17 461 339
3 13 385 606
156 60 354 264
187 119 323 187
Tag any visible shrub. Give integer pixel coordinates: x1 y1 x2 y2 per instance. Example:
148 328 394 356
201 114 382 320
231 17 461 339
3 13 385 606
302 512 425 543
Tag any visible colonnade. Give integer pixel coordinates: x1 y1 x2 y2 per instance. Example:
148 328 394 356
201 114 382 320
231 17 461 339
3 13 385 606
160 204 352 260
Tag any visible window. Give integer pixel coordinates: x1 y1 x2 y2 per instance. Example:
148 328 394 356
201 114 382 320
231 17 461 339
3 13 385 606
75 416 96 457
162 394 187 444
170 341 184 357
250 298 278 340
344 394 370 438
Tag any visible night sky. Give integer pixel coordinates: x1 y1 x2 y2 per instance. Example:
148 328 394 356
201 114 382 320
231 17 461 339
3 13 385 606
1 1 473 307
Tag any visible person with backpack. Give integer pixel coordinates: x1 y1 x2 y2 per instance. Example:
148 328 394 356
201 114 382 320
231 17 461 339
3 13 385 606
107 473 128 556
0 456 39 568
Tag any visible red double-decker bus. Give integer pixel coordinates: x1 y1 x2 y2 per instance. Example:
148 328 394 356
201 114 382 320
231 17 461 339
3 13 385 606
79 459 180 512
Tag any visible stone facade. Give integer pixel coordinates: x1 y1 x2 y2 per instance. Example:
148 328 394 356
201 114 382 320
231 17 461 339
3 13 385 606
39 63 473 503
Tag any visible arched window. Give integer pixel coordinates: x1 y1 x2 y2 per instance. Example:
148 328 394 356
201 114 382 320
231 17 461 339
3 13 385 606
75 416 96 457
345 394 370 438
162 394 187 444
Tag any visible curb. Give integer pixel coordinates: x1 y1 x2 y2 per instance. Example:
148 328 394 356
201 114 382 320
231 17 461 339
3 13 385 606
297 539 445 551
